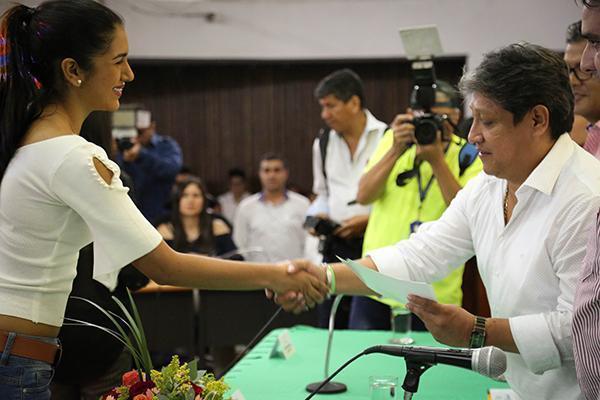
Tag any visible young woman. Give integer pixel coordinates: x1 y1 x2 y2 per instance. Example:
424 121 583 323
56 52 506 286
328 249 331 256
0 2 325 398
158 177 240 258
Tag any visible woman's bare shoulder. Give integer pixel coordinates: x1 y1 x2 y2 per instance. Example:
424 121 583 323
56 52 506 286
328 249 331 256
212 218 231 236
157 223 175 240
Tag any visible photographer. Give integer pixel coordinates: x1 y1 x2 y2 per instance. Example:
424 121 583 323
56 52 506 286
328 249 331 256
351 80 482 330
116 117 183 224
309 69 388 328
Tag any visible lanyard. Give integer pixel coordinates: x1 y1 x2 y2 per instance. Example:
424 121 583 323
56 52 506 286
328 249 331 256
416 163 436 205
414 141 454 206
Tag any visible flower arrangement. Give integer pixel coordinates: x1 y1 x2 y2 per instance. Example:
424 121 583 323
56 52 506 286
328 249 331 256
101 355 229 400
65 290 230 400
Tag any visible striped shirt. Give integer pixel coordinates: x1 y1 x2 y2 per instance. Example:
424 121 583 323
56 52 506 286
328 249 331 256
573 210 600 400
584 122 600 160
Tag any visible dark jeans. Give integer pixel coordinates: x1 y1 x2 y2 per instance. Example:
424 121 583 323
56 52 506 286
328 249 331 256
317 235 364 329
0 332 55 400
348 296 427 331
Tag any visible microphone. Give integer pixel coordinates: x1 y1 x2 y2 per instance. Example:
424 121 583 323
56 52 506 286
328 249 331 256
364 345 507 379
305 344 507 400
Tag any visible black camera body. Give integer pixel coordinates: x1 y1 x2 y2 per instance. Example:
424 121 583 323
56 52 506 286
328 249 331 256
410 59 445 145
303 216 340 237
412 113 445 145
116 137 134 152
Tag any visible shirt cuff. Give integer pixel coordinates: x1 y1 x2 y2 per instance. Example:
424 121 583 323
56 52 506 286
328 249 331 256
509 314 561 374
366 246 411 281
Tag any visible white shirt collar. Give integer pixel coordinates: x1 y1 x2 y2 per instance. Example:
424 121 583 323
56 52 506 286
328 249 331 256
333 109 387 139
521 133 573 196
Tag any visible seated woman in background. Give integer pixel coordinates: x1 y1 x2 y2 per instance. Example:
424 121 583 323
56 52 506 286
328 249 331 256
158 177 241 259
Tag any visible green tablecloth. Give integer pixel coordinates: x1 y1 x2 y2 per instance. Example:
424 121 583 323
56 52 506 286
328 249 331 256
225 326 509 399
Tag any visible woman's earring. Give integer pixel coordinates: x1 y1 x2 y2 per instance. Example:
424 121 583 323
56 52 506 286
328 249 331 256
76 79 82 87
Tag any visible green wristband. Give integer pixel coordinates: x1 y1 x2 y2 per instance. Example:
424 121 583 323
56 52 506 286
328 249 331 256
327 264 336 295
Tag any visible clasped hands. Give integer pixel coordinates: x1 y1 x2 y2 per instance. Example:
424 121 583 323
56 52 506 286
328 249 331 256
266 260 327 314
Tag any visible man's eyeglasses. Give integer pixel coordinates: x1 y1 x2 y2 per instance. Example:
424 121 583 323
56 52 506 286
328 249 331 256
569 67 593 82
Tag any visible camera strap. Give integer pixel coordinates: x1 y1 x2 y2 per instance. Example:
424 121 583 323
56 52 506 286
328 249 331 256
318 128 331 195
414 141 451 205
318 125 390 195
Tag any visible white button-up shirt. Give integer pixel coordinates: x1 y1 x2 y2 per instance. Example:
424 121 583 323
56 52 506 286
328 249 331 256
368 134 600 400
218 191 250 227
310 110 387 222
234 192 310 262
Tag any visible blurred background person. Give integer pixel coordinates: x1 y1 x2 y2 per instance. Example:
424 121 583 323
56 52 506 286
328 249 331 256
158 177 239 259
117 116 183 224
309 68 387 328
235 153 309 262
218 167 250 228
565 20 600 156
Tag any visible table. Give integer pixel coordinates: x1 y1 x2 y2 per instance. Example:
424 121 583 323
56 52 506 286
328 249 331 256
225 326 509 399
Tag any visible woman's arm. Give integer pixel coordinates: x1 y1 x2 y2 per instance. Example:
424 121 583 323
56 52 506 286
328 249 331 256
134 241 327 307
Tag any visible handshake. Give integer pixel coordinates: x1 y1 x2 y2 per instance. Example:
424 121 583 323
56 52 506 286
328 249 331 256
265 260 333 314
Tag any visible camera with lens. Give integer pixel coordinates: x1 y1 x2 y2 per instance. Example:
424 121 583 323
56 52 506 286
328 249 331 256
409 59 446 145
116 137 134 152
111 106 151 153
303 216 340 237
412 113 446 145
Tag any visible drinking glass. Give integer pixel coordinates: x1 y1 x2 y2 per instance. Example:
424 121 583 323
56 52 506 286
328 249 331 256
369 375 398 400
389 305 415 345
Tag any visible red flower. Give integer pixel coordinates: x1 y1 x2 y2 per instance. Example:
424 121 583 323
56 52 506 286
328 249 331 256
191 382 204 395
129 380 156 397
122 370 141 387
133 395 148 400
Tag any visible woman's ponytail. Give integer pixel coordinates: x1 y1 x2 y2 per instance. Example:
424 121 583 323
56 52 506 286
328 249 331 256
0 5 42 179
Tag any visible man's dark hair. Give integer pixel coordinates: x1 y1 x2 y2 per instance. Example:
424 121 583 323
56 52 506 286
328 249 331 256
259 152 287 169
567 21 583 44
314 68 366 108
228 167 246 180
459 42 573 140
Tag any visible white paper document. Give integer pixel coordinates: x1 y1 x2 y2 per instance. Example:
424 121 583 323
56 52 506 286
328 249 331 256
339 257 437 303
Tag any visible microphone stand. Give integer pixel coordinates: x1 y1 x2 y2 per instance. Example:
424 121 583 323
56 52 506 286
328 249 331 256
306 294 347 394
401 359 433 400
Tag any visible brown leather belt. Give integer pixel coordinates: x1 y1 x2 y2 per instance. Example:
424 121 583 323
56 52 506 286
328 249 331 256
0 332 61 365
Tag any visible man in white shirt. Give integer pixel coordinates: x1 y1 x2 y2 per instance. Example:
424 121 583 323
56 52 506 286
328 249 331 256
309 68 388 327
234 153 309 262
281 43 600 399
218 168 250 227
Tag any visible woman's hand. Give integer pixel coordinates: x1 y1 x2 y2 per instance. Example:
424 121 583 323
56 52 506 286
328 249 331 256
268 260 328 311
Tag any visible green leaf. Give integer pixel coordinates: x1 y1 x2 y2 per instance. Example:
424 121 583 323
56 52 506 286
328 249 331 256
111 291 153 373
188 359 198 381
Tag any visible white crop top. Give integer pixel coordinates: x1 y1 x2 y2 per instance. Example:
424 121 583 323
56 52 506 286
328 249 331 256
0 135 162 326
